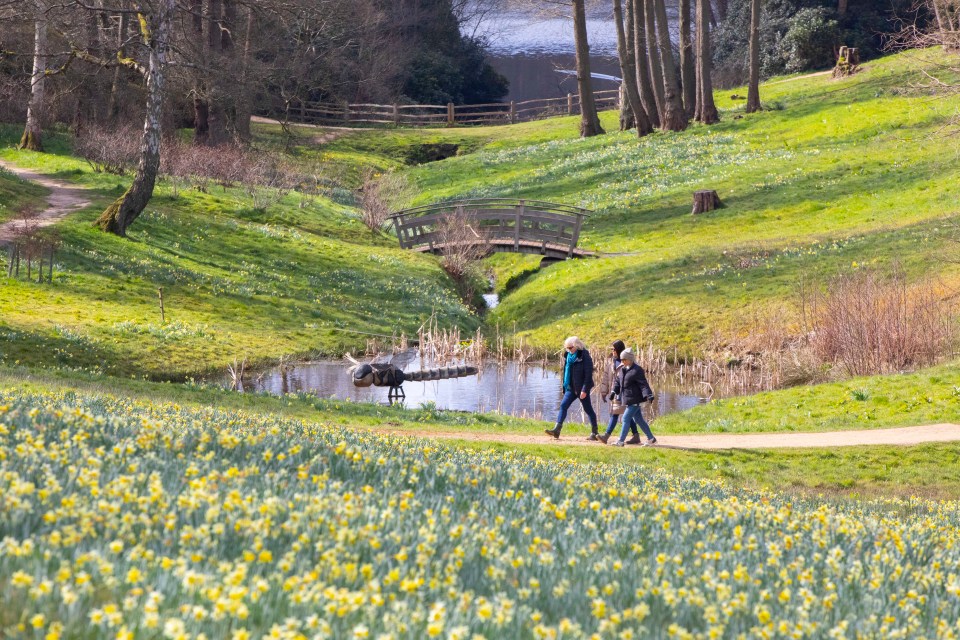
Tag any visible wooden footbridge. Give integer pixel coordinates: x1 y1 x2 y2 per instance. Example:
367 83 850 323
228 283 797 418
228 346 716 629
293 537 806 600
388 199 593 262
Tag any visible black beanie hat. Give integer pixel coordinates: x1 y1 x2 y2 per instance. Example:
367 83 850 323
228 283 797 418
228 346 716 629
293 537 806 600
611 340 625 356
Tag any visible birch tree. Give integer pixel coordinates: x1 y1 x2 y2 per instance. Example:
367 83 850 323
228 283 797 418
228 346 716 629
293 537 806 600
19 2 47 151
96 0 176 236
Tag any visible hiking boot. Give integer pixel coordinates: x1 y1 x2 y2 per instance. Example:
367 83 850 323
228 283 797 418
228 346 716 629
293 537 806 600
544 428 560 440
612 440 626 447
642 437 658 447
597 433 610 444
625 435 642 445
586 433 599 442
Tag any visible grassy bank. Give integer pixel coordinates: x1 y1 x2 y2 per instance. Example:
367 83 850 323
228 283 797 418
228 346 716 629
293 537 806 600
312 50 960 356
0 126 475 379
0 160 48 223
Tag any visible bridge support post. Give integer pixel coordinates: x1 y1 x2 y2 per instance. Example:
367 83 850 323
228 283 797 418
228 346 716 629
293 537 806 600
514 201 524 251
569 210 585 258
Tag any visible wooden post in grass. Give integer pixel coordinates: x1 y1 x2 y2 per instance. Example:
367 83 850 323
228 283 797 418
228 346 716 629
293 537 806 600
447 102 455 126
158 287 166 324
567 93 574 116
692 189 721 214
393 104 399 127
6 244 15 277
509 100 516 124
47 244 54 284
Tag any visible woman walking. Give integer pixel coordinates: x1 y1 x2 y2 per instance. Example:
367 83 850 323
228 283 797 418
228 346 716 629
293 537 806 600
610 348 657 447
545 336 600 440
598 339 641 445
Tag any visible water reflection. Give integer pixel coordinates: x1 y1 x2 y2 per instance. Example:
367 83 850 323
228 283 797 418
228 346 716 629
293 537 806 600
243 356 709 425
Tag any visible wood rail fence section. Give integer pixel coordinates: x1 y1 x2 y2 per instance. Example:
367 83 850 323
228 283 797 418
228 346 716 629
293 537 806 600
389 199 593 262
276 90 620 128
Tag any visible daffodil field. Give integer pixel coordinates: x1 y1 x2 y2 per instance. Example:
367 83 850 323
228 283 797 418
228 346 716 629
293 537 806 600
3 390 960 640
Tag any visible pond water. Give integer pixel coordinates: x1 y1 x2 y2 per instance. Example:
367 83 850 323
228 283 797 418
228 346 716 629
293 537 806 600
241 351 711 425
468 4 678 103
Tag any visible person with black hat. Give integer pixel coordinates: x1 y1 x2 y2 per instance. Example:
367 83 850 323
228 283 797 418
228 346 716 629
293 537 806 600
598 340 641 444
610 348 657 447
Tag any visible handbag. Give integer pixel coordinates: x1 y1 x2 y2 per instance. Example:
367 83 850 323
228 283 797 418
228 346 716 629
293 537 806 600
610 395 625 415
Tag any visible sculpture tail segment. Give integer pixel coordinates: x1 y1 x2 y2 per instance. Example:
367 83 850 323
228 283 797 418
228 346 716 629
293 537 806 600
404 365 478 382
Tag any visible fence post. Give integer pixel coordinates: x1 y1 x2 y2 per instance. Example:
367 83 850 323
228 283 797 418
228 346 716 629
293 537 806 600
343 101 350 125
567 93 574 116
393 104 399 127
447 102 455 126
569 209 584 258
514 201 524 251
509 101 516 124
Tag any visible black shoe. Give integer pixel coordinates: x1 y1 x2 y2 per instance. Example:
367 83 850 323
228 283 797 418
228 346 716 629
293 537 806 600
586 433 599 441
545 428 560 440
625 435 642 445
598 433 610 444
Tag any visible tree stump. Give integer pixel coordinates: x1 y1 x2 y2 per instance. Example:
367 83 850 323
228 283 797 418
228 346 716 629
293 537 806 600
833 46 860 78
692 190 721 214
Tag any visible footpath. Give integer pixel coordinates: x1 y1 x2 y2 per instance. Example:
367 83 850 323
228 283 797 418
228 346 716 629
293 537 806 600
406 423 960 450
0 159 91 242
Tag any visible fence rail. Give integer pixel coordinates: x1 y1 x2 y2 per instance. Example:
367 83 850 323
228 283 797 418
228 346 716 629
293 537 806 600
272 89 621 128
388 199 593 261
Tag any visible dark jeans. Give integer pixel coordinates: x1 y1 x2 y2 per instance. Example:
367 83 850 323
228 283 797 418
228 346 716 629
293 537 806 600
556 390 598 432
620 404 654 442
605 412 639 437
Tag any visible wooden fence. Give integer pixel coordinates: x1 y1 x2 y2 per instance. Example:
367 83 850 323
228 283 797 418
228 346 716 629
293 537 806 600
274 89 621 128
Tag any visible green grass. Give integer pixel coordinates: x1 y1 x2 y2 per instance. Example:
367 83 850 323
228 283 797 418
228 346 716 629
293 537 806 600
0 160 48 223
311 51 960 356
0 125 475 379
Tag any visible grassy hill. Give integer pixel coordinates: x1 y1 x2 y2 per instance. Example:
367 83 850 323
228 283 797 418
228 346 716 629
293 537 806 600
310 50 960 357
0 126 476 379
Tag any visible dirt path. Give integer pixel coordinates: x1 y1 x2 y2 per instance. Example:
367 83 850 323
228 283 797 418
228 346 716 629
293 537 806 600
250 115 352 144
0 159 92 243
393 423 960 450
767 70 833 86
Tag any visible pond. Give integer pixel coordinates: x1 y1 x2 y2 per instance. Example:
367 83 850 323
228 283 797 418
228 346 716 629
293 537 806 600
239 350 712 426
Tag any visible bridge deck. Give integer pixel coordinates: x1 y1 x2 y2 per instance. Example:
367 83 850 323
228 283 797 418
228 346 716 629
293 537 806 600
389 199 593 261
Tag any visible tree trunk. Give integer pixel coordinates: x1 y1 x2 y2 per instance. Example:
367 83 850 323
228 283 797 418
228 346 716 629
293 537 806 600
222 0 235 49
716 0 728 21
745 0 761 113
679 0 696 118
96 0 175 236
692 189 721 214
653 0 687 131
107 9 130 121
696 0 719 124
643 0 666 124
614 0 652 136
207 0 222 49
572 0 604 137
838 0 847 16
19 13 47 152
631 0 660 129
234 6 255 142
618 84 634 130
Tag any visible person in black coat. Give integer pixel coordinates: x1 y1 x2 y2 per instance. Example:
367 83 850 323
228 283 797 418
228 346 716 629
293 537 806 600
610 348 657 447
545 336 600 440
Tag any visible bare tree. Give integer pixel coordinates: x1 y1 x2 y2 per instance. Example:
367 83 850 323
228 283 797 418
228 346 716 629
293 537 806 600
745 0 762 113
19 1 47 151
678 0 695 118
652 0 687 130
643 0 666 123
695 0 719 124
96 0 176 236
631 0 660 129
572 0 604 137
613 0 652 136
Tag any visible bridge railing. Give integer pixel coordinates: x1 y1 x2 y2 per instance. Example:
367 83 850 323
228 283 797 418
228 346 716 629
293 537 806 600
388 199 590 259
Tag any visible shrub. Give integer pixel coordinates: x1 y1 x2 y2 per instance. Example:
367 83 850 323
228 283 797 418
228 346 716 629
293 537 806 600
806 268 956 377
357 169 412 232
781 7 839 72
72 125 140 175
